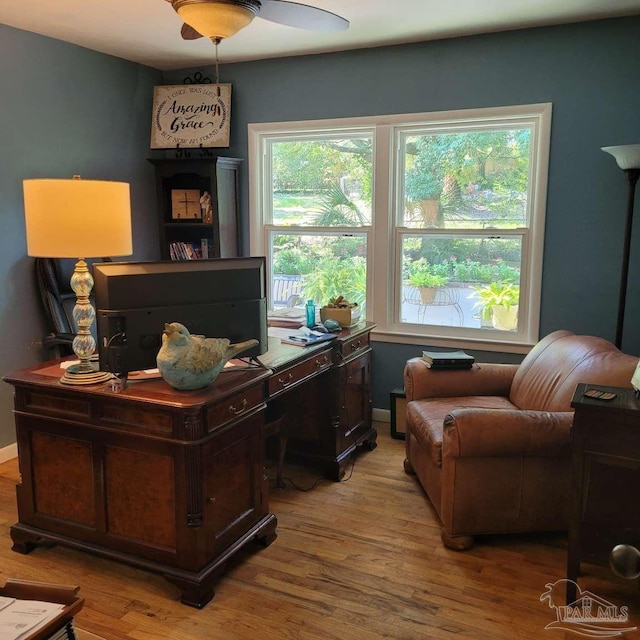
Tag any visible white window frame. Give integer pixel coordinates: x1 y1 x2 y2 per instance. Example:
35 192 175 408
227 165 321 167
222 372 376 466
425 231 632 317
249 103 551 353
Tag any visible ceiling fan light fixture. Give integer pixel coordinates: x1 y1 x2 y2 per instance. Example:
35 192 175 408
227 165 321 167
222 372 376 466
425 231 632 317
174 0 260 40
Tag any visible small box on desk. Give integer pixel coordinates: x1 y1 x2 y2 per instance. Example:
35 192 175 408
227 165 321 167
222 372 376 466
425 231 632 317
320 305 361 327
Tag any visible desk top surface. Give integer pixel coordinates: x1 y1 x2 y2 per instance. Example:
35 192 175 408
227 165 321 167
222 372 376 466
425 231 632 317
3 322 375 408
261 322 373 370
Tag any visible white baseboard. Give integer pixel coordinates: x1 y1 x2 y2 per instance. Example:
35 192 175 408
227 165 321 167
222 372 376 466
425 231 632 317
373 408 390 423
0 442 17 464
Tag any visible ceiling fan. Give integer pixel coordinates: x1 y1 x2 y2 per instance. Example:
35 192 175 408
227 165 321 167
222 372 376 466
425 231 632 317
164 0 349 43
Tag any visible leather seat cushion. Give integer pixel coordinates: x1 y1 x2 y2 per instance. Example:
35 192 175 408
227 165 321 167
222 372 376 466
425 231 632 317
406 396 517 466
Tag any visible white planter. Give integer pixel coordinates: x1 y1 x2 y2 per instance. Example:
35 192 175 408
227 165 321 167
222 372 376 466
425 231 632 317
491 304 518 331
418 286 438 303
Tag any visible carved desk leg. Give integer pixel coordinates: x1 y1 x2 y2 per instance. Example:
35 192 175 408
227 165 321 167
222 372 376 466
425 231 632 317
256 517 278 547
10 525 40 555
166 576 218 610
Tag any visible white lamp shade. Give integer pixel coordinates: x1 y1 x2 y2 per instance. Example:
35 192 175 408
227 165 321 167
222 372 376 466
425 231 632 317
23 178 133 258
601 144 640 170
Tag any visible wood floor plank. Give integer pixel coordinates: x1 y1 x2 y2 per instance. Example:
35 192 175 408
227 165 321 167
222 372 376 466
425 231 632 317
1 424 640 639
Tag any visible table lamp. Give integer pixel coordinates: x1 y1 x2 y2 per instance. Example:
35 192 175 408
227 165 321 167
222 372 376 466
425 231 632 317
23 176 133 385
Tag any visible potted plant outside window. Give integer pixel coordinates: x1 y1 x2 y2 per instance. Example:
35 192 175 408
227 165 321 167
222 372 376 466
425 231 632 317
407 259 449 303
405 172 443 228
469 282 520 331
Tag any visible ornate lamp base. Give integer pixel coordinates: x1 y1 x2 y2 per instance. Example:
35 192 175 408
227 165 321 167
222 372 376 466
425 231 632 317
60 361 113 386
60 258 114 387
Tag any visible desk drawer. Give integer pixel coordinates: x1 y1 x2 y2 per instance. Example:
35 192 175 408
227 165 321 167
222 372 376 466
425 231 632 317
207 385 265 432
337 332 370 359
268 348 332 397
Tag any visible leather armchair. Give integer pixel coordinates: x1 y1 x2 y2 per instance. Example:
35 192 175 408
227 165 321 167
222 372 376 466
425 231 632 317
403 330 639 550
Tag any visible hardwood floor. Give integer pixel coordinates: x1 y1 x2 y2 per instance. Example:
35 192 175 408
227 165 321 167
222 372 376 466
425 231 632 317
1 423 639 639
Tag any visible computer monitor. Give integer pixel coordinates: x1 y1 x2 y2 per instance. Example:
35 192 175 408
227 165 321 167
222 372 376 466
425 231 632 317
93 257 268 375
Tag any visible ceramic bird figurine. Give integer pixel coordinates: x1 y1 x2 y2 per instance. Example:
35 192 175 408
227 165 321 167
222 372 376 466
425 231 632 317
156 322 258 391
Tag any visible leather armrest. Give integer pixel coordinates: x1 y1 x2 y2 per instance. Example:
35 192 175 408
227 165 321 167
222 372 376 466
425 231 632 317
404 358 518 401
442 408 574 458
42 332 75 348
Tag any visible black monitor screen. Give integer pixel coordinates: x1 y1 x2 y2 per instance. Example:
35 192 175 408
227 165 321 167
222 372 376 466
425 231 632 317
93 257 268 374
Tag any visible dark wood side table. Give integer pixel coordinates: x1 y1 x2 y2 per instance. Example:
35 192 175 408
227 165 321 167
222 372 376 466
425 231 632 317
567 383 640 603
3 361 275 609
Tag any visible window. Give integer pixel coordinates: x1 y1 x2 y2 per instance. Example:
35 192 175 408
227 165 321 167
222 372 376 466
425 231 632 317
252 132 373 314
249 104 551 350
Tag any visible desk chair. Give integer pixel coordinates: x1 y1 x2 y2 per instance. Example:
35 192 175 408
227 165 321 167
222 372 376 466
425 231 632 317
35 257 109 357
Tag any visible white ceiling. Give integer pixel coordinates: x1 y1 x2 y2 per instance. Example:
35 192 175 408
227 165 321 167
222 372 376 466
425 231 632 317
2 0 640 71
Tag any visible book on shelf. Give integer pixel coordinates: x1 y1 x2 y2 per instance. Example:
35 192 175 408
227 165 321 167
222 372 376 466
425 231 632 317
183 243 196 260
421 349 475 368
200 237 211 259
168 241 205 261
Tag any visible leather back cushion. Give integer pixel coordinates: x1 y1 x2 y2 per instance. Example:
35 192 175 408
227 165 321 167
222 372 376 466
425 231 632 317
510 330 639 411
36 257 110 336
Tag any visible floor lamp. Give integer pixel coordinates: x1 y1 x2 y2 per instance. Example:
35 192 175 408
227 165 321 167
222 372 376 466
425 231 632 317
601 145 640 350
23 176 133 385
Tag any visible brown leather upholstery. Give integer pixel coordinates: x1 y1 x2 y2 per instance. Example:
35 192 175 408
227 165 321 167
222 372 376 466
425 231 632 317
403 330 639 550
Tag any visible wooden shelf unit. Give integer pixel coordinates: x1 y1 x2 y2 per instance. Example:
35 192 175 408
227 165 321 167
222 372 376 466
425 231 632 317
148 157 242 261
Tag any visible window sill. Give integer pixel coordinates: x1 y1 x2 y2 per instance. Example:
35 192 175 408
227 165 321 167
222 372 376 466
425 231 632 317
370 327 534 355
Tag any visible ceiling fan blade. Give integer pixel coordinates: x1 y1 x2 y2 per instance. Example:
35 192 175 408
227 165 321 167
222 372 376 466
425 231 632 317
259 0 349 32
181 22 204 40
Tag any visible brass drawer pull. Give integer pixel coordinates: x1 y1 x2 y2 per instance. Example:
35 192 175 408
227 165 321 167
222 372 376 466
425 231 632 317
228 398 248 415
350 340 362 351
278 373 294 387
315 356 329 367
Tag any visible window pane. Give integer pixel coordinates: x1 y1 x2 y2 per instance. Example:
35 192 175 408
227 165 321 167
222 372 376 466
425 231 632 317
402 129 531 230
271 137 373 227
400 235 522 330
271 233 367 312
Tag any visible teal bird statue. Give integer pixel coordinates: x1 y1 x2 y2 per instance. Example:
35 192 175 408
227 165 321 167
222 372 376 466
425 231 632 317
156 322 258 391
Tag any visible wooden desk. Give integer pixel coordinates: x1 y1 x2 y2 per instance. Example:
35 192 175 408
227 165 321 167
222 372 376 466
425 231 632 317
567 383 640 603
263 322 377 481
3 322 376 607
3 361 275 609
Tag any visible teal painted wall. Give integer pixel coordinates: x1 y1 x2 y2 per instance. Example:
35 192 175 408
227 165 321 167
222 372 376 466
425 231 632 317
162 17 640 409
0 16 638 442
0 25 161 447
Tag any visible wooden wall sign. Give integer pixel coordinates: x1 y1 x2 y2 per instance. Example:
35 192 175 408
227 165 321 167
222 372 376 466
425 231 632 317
150 84 231 149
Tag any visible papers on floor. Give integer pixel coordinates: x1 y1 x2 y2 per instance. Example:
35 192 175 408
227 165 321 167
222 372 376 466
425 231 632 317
0 597 65 640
